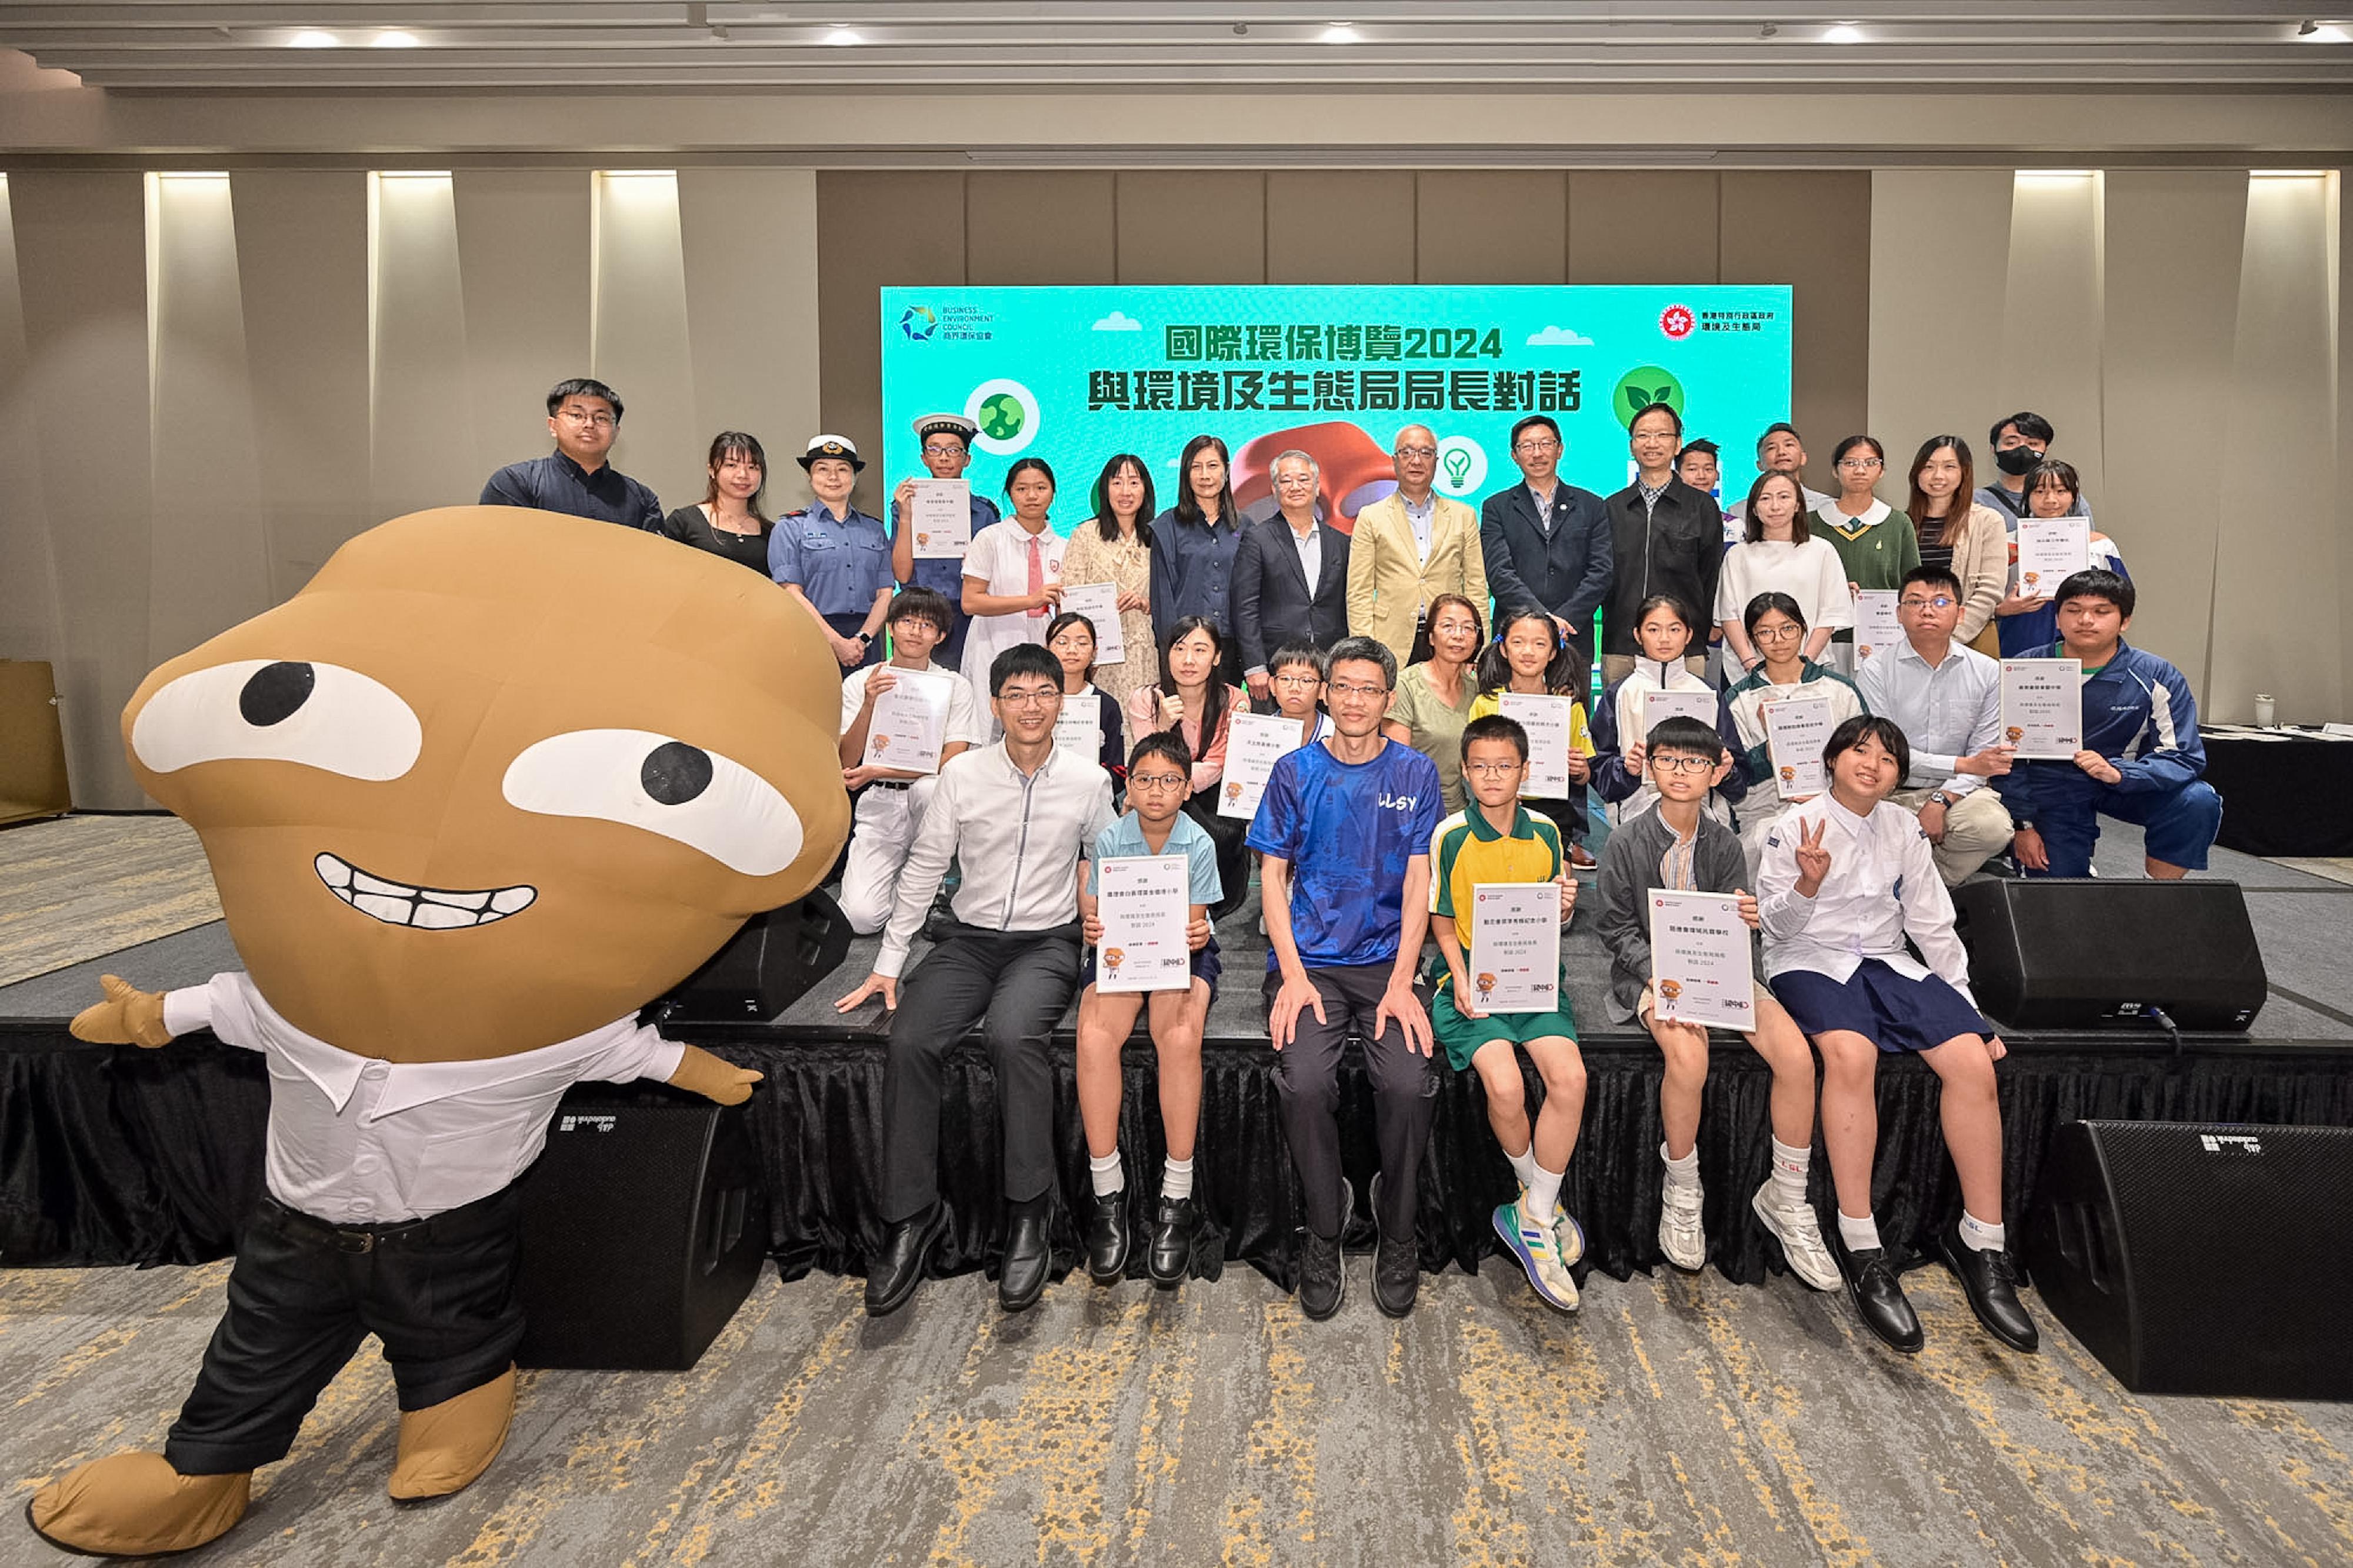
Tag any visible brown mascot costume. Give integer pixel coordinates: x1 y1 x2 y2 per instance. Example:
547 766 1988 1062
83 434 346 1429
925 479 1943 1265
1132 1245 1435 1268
26 507 849 1556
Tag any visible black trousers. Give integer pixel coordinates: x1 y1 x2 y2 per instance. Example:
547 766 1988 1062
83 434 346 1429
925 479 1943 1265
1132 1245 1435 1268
881 922 1081 1222
1264 963 1439 1242
164 1186 525 1476
1183 795 1252 919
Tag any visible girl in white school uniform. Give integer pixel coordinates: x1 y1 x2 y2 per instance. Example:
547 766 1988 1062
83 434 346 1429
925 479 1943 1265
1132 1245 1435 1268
1755 714 2037 1360
961 457 1068 730
1589 593 1739 829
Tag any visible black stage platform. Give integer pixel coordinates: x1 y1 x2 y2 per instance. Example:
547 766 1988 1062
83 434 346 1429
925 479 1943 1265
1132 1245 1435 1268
6 830 2352 1291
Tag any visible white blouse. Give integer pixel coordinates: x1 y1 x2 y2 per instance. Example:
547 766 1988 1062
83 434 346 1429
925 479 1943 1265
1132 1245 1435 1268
1715 535 1855 634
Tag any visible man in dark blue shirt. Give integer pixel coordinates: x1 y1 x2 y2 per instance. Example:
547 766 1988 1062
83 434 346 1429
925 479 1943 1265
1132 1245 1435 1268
1248 635 1443 1322
479 377 662 530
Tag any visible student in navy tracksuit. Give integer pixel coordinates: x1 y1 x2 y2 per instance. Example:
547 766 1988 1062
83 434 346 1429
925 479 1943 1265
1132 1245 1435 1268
1995 569 2221 879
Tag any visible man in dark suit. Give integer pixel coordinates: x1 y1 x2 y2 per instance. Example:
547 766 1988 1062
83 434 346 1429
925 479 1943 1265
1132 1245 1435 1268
1234 450 1351 705
1478 413 1614 702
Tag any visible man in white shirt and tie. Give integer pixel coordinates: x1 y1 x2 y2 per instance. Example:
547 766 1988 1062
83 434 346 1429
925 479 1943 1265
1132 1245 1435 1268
836 642 1115 1318
1854 565 2018 885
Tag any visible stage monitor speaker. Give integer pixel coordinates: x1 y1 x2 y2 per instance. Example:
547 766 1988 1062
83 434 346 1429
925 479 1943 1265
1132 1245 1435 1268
655 891 852 1024
515 1088 768 1372
2026 1119 2353 1399
1951 878 2265 1032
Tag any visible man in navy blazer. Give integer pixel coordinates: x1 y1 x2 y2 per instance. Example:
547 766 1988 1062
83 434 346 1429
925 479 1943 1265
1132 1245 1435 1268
1478 414 1614 702
1233 449 1352 703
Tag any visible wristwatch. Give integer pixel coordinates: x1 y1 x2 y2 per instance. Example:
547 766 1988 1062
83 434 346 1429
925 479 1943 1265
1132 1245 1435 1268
1928 790 1952 808
856 632 873 646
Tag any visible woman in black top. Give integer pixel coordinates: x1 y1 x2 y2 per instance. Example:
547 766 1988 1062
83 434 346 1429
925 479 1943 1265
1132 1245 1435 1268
661 431 772 572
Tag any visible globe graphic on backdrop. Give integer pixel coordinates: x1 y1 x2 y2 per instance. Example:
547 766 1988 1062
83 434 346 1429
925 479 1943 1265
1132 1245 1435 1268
978 393 1026 441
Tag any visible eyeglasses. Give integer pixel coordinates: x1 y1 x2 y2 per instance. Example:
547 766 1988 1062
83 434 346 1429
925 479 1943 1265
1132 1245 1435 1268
1328 680 1390 700
1652 755 1716 775
1899 595 1957 610
1394 445 1437 460
555 409 615 429
1275 473 1318 488
1272 672 1321 688
998 688 1061 709
1464 760 1522 779
1128 771 1188 790
1514 438 1561 453
1752 623 1804 642
1837 457 1884 471
921 443 966 458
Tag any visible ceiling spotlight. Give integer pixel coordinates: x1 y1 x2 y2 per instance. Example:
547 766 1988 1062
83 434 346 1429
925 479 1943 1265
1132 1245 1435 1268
825 23 862 45
288 29 338 48
2300 20 2349 40
1322 21 1359 42
371 30 421 48
1232 22 1250 35
1758 21 1779 39
1825 22 1864 43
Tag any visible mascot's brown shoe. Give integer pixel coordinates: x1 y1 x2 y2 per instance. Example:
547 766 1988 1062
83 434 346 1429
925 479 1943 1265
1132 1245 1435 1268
25 1451 250 1557
388 1367 515 1502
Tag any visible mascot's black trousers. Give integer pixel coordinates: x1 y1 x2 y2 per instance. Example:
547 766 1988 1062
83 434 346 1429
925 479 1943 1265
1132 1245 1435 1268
164 1185 525 1476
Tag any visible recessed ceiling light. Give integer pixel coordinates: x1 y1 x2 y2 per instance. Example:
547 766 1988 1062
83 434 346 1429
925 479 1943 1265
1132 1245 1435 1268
1825 22 1864 44
825 23 862 45
288 29 338 48
1322 22 1359 42
371 30 421 49
2301 21 2348 40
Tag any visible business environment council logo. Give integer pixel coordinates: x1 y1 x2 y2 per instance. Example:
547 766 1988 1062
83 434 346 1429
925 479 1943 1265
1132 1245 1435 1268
899 305 939 341
1612 365 1687 429
964 378 1040 456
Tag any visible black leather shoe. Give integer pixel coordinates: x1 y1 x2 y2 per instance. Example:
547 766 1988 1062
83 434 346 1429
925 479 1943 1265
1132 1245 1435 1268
865 1203 949 1317
1834 1235 1924 1354
999 1199 1052 1313
1939 1228 2040 1353
1146 1195 1195 1287
1085 1190 1131 1285
1298 1177 1352 1320
1374 1233 1419 1318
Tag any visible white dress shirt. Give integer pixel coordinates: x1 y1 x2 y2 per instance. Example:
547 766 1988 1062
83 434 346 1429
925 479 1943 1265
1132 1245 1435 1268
163 972 684 1225
1756 793 1975 1003
1854 636 2004 796
875 739 1115 978
1286 517 1322 589
839 659 986 746
1399 492 1435 563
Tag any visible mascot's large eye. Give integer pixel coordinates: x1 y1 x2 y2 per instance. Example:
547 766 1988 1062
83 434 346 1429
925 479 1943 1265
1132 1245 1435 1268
500 729 803 877
130 659 422 779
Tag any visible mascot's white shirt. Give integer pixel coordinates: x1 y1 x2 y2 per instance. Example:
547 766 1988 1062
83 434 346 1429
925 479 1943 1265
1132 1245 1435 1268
164 972 686 1226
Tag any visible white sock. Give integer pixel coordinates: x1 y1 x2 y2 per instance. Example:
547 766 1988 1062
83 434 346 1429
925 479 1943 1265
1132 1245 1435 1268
1660 1142 1701 1191
1506 1142 1539 1190
1768 1137 1811 1210
1525 1162 1564 1226
1959 1210 2007 1253
1837 1210 1882 1253
1161 1155 1195 1201
1089 1150 1124 1197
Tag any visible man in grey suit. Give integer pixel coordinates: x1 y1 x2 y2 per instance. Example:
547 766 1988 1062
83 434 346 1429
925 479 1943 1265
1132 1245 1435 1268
1478 413 1614 704
1234 450 1352 705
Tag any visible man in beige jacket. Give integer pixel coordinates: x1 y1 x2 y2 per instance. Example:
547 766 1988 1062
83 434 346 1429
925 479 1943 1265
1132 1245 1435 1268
1347 423 1489 664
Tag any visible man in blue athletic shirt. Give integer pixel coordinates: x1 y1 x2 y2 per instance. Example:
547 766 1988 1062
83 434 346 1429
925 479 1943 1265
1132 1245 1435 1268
1248 635 1444 1322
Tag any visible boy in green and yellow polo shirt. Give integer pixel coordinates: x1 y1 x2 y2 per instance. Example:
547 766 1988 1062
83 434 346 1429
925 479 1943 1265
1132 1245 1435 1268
1428 714 1586 1312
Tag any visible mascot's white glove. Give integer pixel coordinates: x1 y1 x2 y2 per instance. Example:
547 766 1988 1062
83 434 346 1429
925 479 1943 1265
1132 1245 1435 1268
70 974 175 1049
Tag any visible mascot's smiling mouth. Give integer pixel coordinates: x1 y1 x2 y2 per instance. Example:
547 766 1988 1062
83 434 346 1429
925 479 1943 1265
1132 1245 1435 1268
313 852 537 929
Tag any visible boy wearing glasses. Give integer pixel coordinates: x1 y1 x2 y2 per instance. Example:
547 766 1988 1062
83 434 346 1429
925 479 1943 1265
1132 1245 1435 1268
479 376 662 531
1854 566 2017 885
1595 716 1838 1290
1428 716 1587 1312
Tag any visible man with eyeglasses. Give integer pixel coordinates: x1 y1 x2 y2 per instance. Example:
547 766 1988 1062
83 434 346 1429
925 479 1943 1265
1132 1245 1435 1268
1346 424 1488 667
479 377 662 531
1479 413 1612 716
1853 566 2017 885
1602 402 1721 687
1234 450 1351 707
837 642 1115 1319
889 412 999 672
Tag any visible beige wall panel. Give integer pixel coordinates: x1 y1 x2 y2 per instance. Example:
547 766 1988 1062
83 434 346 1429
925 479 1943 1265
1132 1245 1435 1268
368 174 476 523
816 171 966 494
1997 174 2107 501
1115 172 1266 285
1267 171 1414 283
590 172 699 512
0 178 62 669
966 171 1115 286
454 169 591 485
2211 175 2341 724
10 171 152 807
1414 172 1565 285
230 171 369 600
1568 171 1719 286
681 167 820 513
1868 171 2012 498
2339 171 2352 719
1720 171 1872 494
2098 171 2244 690
146 173 268 665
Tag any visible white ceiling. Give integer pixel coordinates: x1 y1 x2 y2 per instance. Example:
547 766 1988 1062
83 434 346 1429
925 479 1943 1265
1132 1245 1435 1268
2 3 2351 91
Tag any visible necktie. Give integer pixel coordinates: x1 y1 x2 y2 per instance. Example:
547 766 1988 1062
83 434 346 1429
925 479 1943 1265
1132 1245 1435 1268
1026 534 1046 618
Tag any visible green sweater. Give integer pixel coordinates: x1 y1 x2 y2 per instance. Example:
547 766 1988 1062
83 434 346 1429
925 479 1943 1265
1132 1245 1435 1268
1812 505 1922 640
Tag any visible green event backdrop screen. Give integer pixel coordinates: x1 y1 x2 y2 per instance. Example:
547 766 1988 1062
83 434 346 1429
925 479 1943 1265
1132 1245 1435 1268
878 285 1792 530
